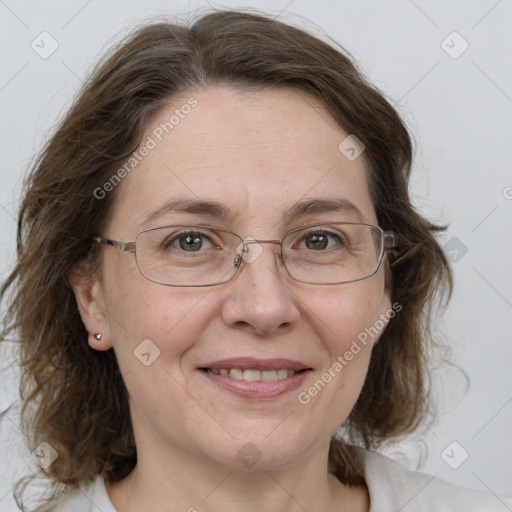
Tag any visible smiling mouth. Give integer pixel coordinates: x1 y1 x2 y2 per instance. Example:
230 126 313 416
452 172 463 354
201 368 307 382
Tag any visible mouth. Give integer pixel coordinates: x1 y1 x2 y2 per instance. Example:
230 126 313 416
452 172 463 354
202 367 307 381
198 358 312 399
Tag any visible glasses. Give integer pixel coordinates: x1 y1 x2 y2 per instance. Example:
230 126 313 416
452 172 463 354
93 222 397 287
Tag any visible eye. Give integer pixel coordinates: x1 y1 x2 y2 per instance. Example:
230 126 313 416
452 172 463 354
298 230 346 251
163 230 216 252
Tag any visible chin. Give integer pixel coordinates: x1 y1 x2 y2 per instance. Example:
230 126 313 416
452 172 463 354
200 433 319 472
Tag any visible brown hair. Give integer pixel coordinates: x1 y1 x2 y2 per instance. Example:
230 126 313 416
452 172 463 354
1 7 452 503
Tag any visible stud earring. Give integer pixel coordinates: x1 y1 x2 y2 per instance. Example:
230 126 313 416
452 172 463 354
93 333 102 340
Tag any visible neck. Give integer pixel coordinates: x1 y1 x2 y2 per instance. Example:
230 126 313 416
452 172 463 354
106 438 368 512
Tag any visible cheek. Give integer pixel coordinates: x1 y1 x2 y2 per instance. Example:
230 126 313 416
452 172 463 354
104 270 213 375
104 284 214 426
297 280 388 416
308 278 387 354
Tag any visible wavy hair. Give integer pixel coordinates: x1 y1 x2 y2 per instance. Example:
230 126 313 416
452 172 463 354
1 8 452 505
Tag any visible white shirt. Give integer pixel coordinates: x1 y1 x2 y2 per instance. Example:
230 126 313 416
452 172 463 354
37 448 512 511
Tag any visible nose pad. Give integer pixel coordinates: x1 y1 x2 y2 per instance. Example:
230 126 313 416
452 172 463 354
232 239 283 272
233 241 248 268
233 253 243 267
235 239 266 265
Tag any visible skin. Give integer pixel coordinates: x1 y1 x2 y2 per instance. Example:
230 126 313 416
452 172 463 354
72 85 392 512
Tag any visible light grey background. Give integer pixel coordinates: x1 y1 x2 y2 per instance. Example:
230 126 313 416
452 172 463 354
1 0 511 510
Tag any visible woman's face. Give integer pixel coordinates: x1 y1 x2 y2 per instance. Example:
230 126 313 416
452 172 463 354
79 86 391 471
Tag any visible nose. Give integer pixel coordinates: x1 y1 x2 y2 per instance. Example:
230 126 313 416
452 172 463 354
221 240 301 336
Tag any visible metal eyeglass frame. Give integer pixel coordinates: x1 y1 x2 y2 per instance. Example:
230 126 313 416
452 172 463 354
93 221 397 287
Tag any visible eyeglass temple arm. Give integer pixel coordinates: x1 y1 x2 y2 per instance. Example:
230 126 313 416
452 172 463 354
93 237 136 253
383 232 397 249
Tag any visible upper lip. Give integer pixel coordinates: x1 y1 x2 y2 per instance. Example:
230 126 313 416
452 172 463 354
200 357 312 371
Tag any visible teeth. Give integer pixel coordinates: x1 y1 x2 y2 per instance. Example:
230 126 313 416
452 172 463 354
208 368 299 381
230 368 244 380
277 369 289 379
261 370 277 382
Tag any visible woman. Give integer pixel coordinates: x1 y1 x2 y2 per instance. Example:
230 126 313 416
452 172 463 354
2 9 509 512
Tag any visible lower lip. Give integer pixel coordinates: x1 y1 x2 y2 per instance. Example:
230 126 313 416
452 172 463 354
199 369 311 399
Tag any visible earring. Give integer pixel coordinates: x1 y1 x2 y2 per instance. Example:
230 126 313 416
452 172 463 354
93 333 102 340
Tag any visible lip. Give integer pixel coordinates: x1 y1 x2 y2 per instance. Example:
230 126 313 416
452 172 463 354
199 357 311 371
199 367 312 399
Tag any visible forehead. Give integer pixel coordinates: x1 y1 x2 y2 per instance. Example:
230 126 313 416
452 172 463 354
107 86 376 236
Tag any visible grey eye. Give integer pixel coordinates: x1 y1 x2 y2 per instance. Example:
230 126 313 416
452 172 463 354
300 231 344 250
163 231 214 252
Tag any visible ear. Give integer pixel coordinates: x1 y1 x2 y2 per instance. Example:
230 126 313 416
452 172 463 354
372 289 394 346
69 262 112 351
380 290 392 318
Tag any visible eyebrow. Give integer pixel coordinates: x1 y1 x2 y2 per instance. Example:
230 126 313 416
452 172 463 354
140 197 365 226
141 198 233 226
283 198 364 223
